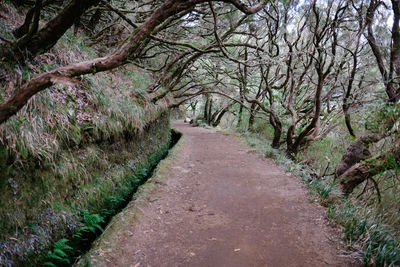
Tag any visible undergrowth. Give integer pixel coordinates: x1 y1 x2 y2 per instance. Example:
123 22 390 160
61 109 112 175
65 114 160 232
0 26 172 266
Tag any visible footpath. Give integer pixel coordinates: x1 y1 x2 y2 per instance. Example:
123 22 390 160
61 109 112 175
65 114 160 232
85 122 357 266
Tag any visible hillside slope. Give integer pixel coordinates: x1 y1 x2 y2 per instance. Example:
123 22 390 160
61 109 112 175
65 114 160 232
0 3 174 265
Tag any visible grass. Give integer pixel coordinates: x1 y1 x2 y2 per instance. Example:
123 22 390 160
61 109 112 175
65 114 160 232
0 114 172 265
328 202 400 266
0 26 173 265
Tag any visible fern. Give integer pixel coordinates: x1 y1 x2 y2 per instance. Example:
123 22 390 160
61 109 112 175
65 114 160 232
137 168 148 179
44 238 72 266
82 210 104 232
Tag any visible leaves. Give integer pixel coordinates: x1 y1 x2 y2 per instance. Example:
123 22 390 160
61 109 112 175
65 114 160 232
44 238 72 266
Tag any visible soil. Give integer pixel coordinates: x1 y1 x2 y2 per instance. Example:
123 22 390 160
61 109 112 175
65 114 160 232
87 122 359 266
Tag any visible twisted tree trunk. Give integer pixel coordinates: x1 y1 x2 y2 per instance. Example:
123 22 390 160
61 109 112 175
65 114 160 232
2 0 100 62
335 133 381 178
270 113 282 149
339 136 400 194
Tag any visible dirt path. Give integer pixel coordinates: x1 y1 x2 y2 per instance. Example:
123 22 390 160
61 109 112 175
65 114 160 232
86 122 357 266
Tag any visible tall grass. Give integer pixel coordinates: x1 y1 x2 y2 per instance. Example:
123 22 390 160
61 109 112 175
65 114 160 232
0 28 172 265
328 202 400 266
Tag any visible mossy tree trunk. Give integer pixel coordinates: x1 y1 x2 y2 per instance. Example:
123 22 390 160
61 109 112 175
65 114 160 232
339 136 400 194
247 102 257 131
2 0 100 62
335 133 381 178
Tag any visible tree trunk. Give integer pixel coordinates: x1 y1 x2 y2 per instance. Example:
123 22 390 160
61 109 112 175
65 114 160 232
237 85 243 128
248 102 257 131
203 97 209 122
270 113 282 149
286 75 325 155
335 133 382 178
3 0 100 62
13 3 36 38
237 47 247 129
339 137 400 194
212 107 228 127
87 6 103 32
211 102 232 127
207 97 213 125
344 107 355 137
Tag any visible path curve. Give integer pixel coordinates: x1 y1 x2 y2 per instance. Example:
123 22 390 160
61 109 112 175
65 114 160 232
87 122 357 266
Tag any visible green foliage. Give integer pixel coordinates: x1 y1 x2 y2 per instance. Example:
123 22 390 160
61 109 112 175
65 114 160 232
137 168 148 179
328 202 400 266
308 179 336 199
362 101 400 132
73 210 104 239
44 239 73 266
44 211 104 266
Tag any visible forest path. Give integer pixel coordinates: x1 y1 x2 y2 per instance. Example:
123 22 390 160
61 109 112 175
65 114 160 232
86 122 357 267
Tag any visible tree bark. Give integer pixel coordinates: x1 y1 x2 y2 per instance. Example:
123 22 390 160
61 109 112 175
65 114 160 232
13 3 36 38
339 136 400 194
16 0 99 59
270 113 282 149
237 101 243 127
207 97 213 125
237 84 243 128
211 103 231 127
203 95 210 123
335 133 381 178
248 103 259 131
2 0 100 62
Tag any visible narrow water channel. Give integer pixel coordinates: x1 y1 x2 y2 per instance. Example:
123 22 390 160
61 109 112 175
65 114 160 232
44 129 181 266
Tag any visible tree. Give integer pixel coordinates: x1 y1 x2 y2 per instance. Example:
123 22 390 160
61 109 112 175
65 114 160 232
0 0 266 124
337 0 400 194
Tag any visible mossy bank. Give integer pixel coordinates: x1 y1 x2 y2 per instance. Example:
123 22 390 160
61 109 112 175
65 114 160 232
0 112 174 266
0 3 180 264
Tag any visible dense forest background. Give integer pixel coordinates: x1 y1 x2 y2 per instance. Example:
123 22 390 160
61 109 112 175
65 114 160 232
0 0 399 265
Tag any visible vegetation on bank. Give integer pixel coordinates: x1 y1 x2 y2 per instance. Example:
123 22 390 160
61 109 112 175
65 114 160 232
0 6 172 265
0 100 171 266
